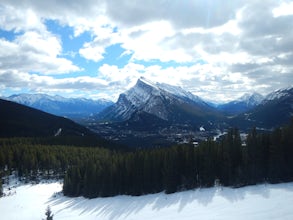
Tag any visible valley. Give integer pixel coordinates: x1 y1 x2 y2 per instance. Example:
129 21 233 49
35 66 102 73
85 78 293 147
1 1 292 219
2 78 293 148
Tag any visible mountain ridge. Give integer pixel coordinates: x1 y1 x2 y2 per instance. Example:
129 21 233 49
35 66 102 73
97 77 221 124
3 93 113 120
230 87 293 129
217 92 264 115
0 98 96 138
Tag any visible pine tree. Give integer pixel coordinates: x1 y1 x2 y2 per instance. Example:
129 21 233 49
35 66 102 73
0 177 3 197
44 206 53 220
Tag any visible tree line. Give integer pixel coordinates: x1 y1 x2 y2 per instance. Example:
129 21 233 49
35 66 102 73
0 120 293 198
0 137 112 195
63 119 293 197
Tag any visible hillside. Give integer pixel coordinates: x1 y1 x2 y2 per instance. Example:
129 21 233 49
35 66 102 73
230 87 293 129
0 99 94 137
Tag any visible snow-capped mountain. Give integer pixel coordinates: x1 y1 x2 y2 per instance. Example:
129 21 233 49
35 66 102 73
4 94 113 119
262 87 293 103
231 87 293 129
239 92 264 106
97 77 220 124
217 92 264 115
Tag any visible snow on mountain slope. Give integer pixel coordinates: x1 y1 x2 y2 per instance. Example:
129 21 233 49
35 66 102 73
238 92 264 106
98 77 213 122
230 87 293 129
1 181 293 220
139 77 202 103
262 87 293 103
4 93 113 118
217 92 264 115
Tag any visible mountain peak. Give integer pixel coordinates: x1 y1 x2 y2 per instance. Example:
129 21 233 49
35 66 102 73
98 78 215 122
264 87 293 102
135 77 203 104
138 77 156 86
238 92 264 105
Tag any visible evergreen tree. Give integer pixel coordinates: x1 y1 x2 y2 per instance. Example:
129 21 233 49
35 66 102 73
0 177 3 197
44 206 53 220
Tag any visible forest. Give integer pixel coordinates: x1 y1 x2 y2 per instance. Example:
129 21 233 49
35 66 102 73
1 119 293 198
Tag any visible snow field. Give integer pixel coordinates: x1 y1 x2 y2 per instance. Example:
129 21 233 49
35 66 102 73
1 182 293 220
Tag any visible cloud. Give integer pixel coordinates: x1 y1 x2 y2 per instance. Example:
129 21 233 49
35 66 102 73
0 31 80 74
0 0 292 102
97 62 256 102
106 0 243 29
0 70 110 97
0 4 46 32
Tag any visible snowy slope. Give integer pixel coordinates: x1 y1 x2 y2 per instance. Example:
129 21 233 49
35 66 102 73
139 77 202 103
1 181 293 220
98 77 213 122
262 87 293 103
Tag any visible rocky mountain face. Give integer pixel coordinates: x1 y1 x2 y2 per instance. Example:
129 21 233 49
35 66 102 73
93 78 225 147
97 77 221 125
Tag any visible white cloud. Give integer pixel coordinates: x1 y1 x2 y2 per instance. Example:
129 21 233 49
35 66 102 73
273 1 293 17
79 25 117 62
0 31 80 74
96 62 257 102
0 0 292 102
0 4 46 32
79 44 105 62
105 0 244 29
0 70 110 98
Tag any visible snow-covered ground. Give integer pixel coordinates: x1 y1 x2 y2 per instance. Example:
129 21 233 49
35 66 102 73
1 181 293 220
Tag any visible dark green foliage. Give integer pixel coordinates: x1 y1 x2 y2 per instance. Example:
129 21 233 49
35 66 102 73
44 206 53 220
1 119 293 199
0 176 2 197
0 137 112 183
0 99 94 138
63 120 293 198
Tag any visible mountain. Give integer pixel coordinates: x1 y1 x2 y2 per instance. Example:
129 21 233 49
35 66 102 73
217 92 264 115
0 98 95 137
92 78 224 147
97 77 221 125
231 87 293 129
4 94 113 120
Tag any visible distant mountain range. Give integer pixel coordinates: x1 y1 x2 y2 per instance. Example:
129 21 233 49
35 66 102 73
217 92 264 115
230 87 293 129
91 78 293 146
2 78 292 147
3 94 113 120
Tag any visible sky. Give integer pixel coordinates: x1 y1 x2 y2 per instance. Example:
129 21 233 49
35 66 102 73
0 0 292 103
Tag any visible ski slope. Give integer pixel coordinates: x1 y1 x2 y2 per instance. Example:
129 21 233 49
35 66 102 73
1 181 293 220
